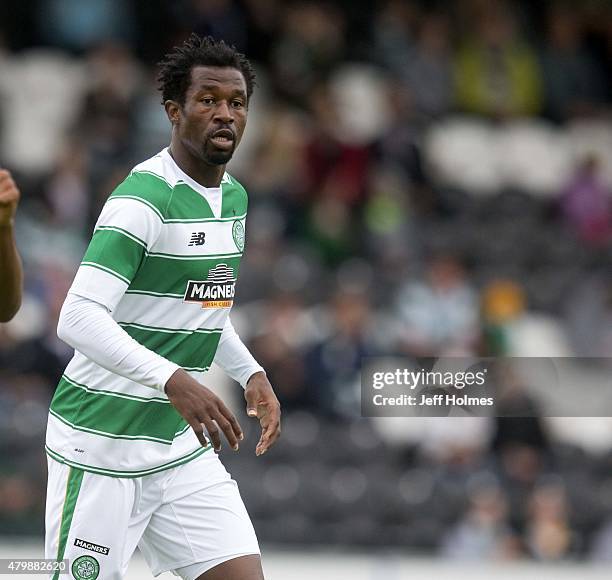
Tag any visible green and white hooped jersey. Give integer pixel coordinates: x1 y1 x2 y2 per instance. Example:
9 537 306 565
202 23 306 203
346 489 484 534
46 148 249 477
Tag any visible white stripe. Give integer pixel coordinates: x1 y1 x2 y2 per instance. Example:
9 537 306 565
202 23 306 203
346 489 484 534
152 218 244 257
64 352 213 400
80 262 131 284
113 293 230 331
61 373 171 403
69 266 129 311
104 194 164 222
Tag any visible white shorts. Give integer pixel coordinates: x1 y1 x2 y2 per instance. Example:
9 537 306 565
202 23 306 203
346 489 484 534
45 449 260 580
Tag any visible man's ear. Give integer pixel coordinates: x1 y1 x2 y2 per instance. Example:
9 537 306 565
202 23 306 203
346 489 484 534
164 100 181 126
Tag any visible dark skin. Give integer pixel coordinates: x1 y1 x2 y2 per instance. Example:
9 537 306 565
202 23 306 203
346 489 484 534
0 170 22 322
162 66 281 580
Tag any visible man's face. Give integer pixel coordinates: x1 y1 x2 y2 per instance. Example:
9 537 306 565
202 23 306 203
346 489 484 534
174 66 248 166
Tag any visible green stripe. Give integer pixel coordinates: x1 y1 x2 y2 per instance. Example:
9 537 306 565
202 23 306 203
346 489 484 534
45 444 211 478
129 255 241 296
50 377 186 443
53 466 84 580
83 228 146 283
80 262 131 285
97 225 148 249
49 409 176 445
122 325 221 369
131 168 173 189
118 322 224 335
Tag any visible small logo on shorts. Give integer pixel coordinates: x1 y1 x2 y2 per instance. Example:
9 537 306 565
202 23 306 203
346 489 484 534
72 555 100 580
74 538 110 555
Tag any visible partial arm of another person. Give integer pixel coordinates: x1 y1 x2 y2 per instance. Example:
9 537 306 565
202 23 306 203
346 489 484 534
0 170 23 322
213 318 281 455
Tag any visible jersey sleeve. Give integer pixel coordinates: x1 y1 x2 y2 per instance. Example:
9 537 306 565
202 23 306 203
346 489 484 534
213 317 265 388
69 197 162 311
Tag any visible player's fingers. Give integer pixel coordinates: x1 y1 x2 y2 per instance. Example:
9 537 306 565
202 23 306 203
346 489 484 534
202 418 221 452
244 388 259 418
256 408 281 456
189 420 208 448
255 421 274 455
256 426 280 455
214 413 240 451
216 400 243 441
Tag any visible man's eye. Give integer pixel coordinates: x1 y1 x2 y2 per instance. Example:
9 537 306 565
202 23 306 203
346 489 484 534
231 100 244 109
201 97 215 105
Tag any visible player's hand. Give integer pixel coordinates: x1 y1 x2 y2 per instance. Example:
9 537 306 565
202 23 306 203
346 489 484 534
0 170 20 226
165 368 243 453
244 371 281 456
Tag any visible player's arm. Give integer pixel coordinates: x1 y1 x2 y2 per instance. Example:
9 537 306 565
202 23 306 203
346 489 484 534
0 170 23 322
58 295 243 452
213 318 281 455
57 197 242 451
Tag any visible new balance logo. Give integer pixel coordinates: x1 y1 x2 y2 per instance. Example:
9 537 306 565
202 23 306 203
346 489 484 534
188 232 206 246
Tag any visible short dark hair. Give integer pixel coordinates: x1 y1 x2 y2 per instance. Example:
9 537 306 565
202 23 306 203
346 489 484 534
157 34 256 106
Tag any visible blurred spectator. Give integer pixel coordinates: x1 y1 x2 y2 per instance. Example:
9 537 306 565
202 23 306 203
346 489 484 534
242 0 281 61
565 272 612 357
560 154 611 246
373 0 417 74
305 289 377 417
455 4 542 118
249 293 317 410
481 279 527 355
271 2 346 105
400 13 454 120
36 0 136 50
394 255 479 356
541 6 606 122
44 142 90 231
0 49 86 174
481 279 572 357
590 518 612 562
490 366 549 444
441 483 520 560
172 0 248 52
525 483 574 560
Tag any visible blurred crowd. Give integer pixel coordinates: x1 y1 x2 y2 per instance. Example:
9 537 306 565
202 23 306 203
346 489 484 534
1 0 612 562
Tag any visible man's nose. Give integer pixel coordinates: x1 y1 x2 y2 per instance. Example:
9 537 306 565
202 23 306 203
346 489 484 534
214 101 233 123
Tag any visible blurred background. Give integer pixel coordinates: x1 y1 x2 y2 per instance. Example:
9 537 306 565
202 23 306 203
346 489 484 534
1 0 612 577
